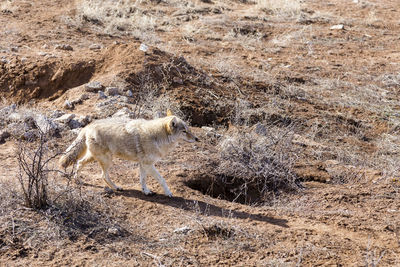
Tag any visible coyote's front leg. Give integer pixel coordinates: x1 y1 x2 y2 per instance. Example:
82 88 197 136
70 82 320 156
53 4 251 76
143 164 173 197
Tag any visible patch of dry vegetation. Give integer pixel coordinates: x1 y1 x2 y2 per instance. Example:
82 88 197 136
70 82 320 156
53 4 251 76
216 125 301 203
73 0 157 38
256 0 301 15
0 0 16 13
0 166 136 261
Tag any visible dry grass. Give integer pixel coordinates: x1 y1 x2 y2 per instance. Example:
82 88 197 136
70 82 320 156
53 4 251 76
0 0 16 13
0 170 136 260
74 0 157 37
256 0 301 15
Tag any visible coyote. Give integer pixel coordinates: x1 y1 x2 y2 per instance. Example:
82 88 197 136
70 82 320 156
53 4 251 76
59 110 198 197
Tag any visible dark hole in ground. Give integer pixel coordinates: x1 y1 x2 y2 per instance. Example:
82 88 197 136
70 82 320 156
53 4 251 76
185 174 263 205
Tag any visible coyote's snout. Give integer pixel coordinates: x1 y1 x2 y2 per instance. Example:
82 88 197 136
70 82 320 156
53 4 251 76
59 110 198 197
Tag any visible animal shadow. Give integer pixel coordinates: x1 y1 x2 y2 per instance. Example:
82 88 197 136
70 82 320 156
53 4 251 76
117 189 289 228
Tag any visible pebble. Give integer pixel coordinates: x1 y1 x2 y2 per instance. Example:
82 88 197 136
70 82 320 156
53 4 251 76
55 44 73 51
173 226 192 234
64 100 73 109
54 113 75 124
68 119 81 129
76 115 91 127
89 44 102 50
330 24 345 30
98 90 107 99
85 81 103 92
126 90 133 97
201 126 215 132
105 87 119 96
107 227 120 235
139 43 149 52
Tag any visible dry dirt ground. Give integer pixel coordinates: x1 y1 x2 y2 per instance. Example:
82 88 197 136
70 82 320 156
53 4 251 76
0 0 400 266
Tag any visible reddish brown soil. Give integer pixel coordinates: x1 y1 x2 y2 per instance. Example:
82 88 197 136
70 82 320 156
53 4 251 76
0 0 399 266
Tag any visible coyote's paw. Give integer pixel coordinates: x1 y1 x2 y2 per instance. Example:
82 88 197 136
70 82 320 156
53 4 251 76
164 191 173 198
142 188 154 196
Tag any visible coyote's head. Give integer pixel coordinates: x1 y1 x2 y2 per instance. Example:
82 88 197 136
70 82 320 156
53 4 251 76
166 110 199 143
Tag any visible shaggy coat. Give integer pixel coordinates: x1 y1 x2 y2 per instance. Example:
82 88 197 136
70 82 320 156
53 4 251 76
59 114 198 196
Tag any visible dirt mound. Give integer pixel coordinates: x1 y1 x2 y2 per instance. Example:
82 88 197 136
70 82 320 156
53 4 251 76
1 43 231 125
97 43 232 126
0 58 96 103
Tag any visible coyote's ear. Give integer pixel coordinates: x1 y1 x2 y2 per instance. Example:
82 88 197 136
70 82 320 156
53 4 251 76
165 117 176 135
170 117 177 128
166 109 174 116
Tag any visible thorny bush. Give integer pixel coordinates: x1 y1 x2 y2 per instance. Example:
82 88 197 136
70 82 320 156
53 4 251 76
216 123 302 203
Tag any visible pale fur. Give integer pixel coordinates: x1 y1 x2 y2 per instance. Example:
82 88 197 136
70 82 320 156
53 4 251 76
59 114 198 196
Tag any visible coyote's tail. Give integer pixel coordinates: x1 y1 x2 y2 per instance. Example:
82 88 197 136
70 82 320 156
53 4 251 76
59 130 87 168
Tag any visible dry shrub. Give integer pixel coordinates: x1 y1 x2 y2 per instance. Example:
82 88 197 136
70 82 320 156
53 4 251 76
256 0 301 15
74 0 156 36
199 221 235 240
215 123 301 203
16 129 55 209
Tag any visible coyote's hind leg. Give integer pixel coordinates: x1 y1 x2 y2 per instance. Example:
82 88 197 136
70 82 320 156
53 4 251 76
96 154 122 191
74 152 94 185
139 164 153 195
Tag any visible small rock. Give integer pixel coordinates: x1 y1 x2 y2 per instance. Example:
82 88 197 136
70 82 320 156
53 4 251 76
70 93 90 106
55 44 73 51
25 80 37 86
89 44 102 50
10 46 18 52
42 44 49 49
79 93 89 101
139 43 148 52
98 90 107 99
0 131 11 144
49 110 65 119
64 100 73 110
76 115 91 127
330 24 345 30
68 119 81 129
117 95 130 103
34 115 58 135
54 113 75 124
107 227 120 235
20 57 28 63
172 77 183 84
126 90 133 97
0 104 17 117
8 112 24 122
173 226 191 234
38 52 49 56
201 126 215 132
85 81 103 92
0 56 9 64
105 87 119 96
